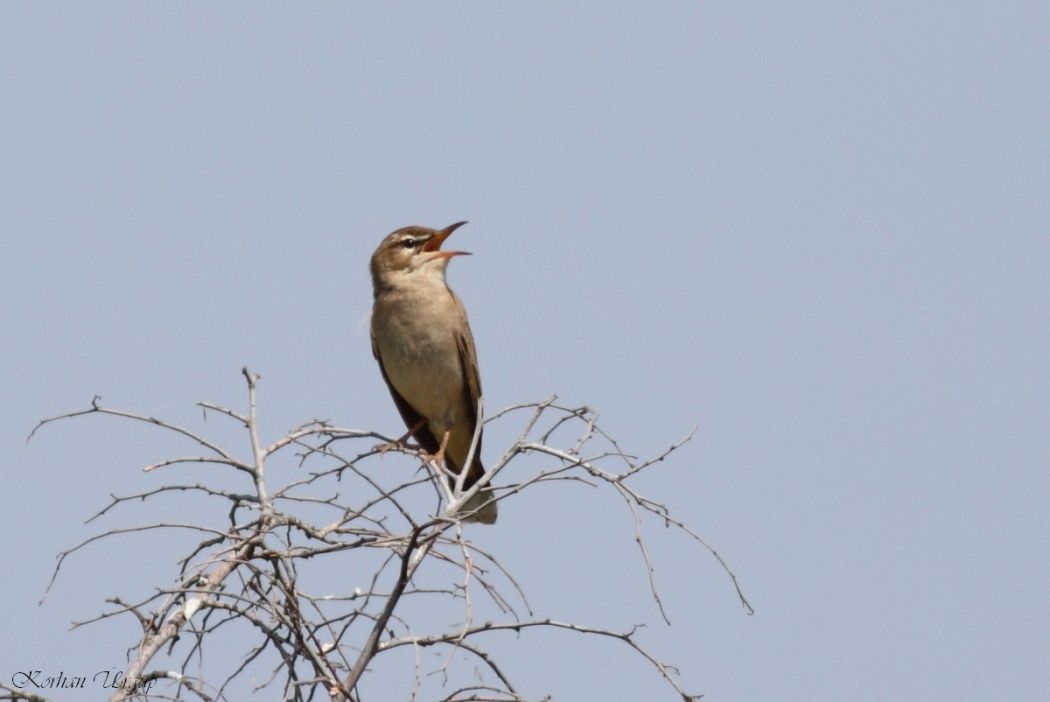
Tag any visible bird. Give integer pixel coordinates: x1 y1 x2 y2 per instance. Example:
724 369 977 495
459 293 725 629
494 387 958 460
369 221 497 524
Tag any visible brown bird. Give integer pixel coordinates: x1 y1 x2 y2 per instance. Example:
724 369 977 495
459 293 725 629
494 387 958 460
369 221 497 523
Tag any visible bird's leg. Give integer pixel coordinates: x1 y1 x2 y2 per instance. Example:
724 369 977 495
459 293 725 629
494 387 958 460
420 429 456 503
432 429 452 473
424 429 453 484
375 418 426 455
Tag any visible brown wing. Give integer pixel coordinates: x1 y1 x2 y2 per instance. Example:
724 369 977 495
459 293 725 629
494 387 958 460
371 332 441 455
453 303 486 488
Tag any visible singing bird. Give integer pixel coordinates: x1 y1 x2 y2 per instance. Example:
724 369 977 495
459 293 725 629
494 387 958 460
369 222 497 524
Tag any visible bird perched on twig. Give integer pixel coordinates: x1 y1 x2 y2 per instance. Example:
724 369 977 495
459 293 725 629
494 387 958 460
369 221 497 524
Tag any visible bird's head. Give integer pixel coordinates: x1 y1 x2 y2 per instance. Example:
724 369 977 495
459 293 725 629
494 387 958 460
370 221 471 293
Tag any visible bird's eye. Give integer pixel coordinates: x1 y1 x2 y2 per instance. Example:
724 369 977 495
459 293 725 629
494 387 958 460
400 238 417 249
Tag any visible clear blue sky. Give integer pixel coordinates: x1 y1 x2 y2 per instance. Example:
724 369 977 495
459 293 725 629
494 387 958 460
3 3 1048 701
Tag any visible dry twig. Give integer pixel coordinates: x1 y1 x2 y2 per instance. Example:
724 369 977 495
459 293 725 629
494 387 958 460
20 368 748 702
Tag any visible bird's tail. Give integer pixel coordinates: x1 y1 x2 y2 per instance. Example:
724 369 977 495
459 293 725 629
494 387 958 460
459 487 498 524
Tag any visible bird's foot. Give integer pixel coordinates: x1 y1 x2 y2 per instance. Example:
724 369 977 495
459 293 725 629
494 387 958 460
374 439 409 455
374 419 427 455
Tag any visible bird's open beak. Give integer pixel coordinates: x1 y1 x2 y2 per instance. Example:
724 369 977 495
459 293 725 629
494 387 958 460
423 221 469 255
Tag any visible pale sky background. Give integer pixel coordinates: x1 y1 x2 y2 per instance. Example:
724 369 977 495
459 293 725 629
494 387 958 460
3 3 1049 701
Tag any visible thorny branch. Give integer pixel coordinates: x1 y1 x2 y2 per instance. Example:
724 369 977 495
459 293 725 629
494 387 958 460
15 369 750 702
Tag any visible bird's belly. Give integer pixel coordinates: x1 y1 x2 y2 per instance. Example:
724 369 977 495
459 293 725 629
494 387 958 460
380 335 465 427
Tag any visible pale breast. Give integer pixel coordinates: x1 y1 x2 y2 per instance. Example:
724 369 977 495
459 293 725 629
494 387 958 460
373 291 468 428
